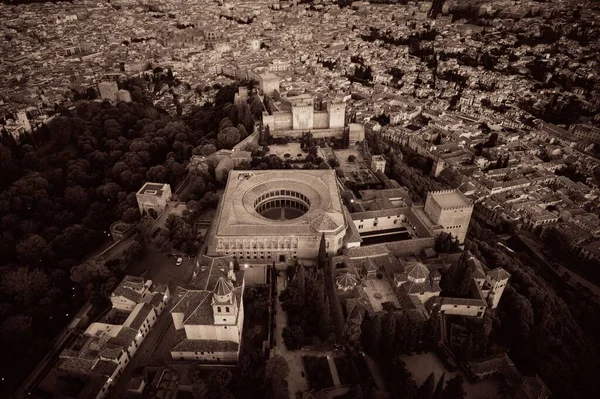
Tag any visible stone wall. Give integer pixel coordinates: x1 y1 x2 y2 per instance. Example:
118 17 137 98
313 111 329 129
386 237 436 257
271 127 344 139
233 131 259 151
272 112 293 131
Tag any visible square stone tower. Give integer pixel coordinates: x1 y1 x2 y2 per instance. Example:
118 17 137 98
98 81 119 103
259 72 280 97
485 268 510 309
291 95 314 130
371 155 386 173
424 189 473 243
327 101 346 129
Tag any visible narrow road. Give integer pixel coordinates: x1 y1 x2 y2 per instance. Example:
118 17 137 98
327 355 341 386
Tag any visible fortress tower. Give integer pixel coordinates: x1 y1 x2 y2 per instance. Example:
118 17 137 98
371 155 386 173
424 189 473 243
327 101 346 129
291 95 314 130
485 268 510 309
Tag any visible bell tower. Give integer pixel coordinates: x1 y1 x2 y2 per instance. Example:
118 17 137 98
212 277 237 325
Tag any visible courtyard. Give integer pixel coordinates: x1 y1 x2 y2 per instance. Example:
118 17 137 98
333 146 365 174
363 278 400 311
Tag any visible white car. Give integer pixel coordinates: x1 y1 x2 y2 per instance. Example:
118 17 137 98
176 257 183 266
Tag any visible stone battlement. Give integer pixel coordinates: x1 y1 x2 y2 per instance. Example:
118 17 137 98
427 189 473 211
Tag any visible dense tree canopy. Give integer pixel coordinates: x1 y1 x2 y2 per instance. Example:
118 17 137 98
0 82 252 395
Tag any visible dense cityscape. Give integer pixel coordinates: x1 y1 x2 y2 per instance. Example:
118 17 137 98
1 0 600 398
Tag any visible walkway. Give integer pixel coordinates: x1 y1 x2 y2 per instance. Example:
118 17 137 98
271 275 309 398
326 355 341 386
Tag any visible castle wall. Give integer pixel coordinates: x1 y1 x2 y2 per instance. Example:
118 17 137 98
353 212 408 233
171 349 238 363
233 131 259 152
270 128 344 139
292 105 314 130
313 111 329 129
386 236 436 257
271 112 293 131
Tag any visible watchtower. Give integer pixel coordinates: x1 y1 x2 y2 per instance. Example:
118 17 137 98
291 95 314 130
327 101 346 129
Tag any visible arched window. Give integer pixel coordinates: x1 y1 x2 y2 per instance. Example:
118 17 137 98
217 307 221 312
225 307 230 313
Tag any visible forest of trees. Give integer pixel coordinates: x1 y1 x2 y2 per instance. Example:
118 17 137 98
188 350 285 399
466 220 600 398
0 80 254 395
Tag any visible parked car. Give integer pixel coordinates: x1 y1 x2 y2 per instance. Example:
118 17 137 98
176 257 183 266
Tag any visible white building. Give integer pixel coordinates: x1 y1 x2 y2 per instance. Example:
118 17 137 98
207 170 347 266
170 256 244 363
136 182 172 218
57 276 169 399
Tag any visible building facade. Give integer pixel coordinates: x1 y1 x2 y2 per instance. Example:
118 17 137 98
170 256 244 363
136 182 172 218
424 190 473 243
207 170 347 267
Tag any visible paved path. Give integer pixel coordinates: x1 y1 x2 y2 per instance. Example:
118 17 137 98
271 275 309 399
327 355 341 386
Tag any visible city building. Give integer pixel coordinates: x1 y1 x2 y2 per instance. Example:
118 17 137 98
97 81 119 103
371 155 386 173
423 190 473 243
136 182 172 218
207 170 347 266
170 256 244 363
570 124 600 145
56 276 169 399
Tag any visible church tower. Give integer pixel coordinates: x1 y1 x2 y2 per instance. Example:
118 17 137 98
212 277 238 325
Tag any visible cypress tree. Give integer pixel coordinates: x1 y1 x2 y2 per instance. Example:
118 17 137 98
433 373 445 399
442 375 466 399
417 372 435 399
318 233 327 269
